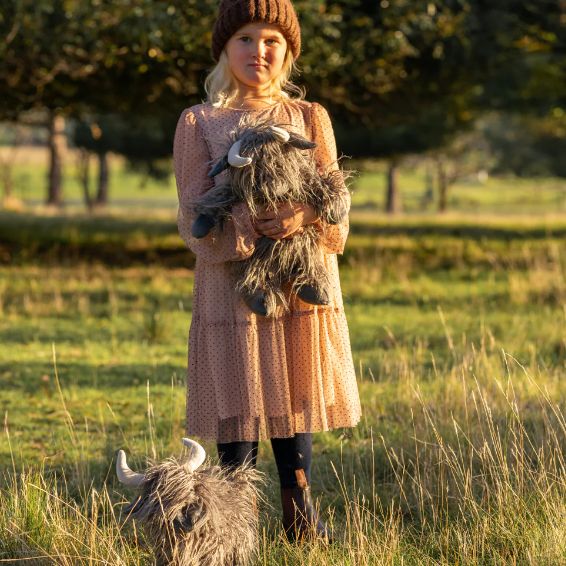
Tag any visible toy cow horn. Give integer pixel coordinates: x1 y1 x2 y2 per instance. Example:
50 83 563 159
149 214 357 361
116 450 146 487
207 139 252 178
287 131 317 150
269 126 290 142
181 438 207 472
269 126 317 149
207 155 230 177
228 140 252 167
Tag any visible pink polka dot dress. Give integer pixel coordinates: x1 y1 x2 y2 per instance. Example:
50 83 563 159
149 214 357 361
173 98 362 443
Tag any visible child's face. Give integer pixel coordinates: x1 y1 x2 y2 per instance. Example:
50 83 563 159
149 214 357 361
225 22 288 91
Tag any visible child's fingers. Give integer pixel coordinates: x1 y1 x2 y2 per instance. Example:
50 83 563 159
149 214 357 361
262 222 304 232
255 207 278 220
261 227 286 237
255 218 280 230
256 213 278 221
263 226 305 240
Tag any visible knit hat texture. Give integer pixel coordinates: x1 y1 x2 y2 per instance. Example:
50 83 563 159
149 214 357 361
211 0 301 63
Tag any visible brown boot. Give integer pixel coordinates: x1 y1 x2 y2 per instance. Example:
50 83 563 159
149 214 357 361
280 469 335 545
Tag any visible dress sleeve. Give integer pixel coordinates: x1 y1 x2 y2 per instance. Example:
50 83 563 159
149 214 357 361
173 108 260 264
310 102 351 255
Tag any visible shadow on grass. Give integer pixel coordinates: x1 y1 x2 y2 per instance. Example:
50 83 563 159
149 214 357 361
4 210 566 268
0 210 194 267
2 290 194 322
1 360 185 391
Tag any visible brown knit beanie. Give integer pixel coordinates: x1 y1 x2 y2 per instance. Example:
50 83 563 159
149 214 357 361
211 0 301 63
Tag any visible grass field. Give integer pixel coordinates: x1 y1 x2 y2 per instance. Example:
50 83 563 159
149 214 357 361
4 146 566 214
3 207 566 564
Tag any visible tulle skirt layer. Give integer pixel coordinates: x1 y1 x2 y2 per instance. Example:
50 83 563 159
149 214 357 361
185 306 362 443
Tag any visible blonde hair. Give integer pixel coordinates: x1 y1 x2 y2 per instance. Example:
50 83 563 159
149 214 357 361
204 43 306 108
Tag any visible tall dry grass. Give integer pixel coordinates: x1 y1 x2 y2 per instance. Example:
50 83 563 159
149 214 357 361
0 468 148 565
3 340 566 564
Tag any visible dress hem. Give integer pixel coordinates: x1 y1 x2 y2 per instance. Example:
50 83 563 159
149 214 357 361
184 414 363 444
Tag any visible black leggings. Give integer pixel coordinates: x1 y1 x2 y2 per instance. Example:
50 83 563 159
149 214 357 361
216 433 312 489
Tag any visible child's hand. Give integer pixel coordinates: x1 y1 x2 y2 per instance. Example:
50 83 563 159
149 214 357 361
253 202 317 240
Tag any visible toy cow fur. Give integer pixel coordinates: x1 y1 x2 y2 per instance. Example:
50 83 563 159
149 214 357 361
187 114 353 317
117 438 265 566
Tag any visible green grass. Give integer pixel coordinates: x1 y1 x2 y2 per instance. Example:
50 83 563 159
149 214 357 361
8 156 175 205
7 154 566 214
3 209 566 563
352 167 566 214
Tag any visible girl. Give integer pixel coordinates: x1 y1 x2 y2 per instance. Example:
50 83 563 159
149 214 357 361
173 0 362 543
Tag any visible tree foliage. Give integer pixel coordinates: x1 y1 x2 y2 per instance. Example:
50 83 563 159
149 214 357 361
1 0 565 201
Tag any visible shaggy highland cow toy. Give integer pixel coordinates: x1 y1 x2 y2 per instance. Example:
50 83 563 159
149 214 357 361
188 114 353 317
117 438 265 566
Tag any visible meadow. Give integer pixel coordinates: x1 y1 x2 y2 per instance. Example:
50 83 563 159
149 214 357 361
3 146 566 213
2 161 566 564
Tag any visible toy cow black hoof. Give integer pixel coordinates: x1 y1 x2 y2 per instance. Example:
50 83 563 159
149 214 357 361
191 213 216 239
243 290 273 317
295 284 331 306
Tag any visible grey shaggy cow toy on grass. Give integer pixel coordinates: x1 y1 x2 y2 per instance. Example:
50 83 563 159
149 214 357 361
117 438 266 566
187 114 354 317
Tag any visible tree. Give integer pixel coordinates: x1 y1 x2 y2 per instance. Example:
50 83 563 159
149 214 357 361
46 111 67 205
72 112 176 206
2 0 565 211
484 111 566 178
0 0 218 205
300 0 566 212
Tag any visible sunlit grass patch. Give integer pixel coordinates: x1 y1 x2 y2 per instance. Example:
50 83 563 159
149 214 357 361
2 211 566 563
4 349 566 564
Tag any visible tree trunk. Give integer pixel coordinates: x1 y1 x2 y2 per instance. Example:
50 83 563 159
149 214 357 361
78 149 93 211
437 156 448 213
47 111 66 206
96 152 109 205
385 160 401 214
